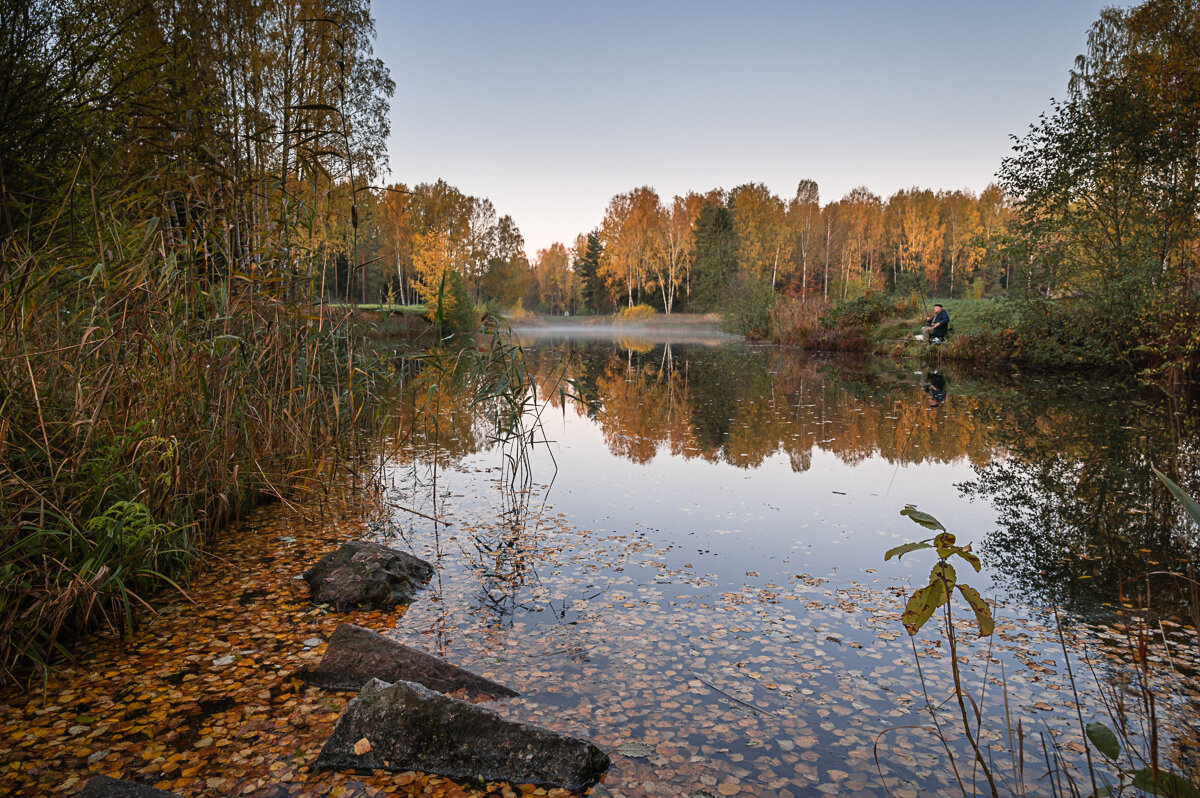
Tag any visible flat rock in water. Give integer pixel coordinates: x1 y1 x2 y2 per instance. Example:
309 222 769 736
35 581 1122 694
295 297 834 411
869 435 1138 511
303 540 434 611
78 775 183 798
316 678 610 790
298 623 517 698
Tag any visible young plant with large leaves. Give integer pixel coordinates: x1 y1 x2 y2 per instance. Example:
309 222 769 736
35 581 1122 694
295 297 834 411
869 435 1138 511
886 505 993 638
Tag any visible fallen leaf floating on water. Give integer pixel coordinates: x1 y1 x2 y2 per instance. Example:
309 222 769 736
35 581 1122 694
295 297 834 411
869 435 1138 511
614 741 654 758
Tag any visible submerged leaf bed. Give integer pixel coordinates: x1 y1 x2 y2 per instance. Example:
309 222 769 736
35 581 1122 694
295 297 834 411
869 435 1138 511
1 478 1198 797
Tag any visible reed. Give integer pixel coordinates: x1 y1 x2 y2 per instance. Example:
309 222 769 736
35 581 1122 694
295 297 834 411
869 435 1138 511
0 0 397 683
0 172 384 682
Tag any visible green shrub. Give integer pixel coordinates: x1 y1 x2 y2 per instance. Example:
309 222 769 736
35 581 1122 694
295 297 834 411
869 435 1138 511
721 279 775 338
819 292 907 330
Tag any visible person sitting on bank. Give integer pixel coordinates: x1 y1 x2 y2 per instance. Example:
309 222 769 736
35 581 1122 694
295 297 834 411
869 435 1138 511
921 304 949 342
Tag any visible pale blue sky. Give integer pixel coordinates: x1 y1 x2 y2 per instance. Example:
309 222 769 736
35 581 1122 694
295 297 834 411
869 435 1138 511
374 1 1114 255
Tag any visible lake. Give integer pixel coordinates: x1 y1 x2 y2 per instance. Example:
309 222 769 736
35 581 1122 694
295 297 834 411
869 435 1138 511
2 331 1197 797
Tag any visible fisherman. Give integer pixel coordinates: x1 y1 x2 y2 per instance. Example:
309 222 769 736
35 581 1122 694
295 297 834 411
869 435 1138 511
921 304 949 342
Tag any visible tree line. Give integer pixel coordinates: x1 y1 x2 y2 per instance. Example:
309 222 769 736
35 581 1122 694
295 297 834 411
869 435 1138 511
356 179 1016 317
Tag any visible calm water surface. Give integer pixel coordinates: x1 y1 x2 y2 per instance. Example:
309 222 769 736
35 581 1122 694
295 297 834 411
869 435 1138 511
367 333 1199 796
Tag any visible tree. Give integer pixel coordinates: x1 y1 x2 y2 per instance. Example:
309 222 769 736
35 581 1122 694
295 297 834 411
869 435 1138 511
572 231 605 314
788 180 821 296
378 184 415 303
410 229 460 315
730 183 790 289
464 198 498 302
999 0 1200 373
481 215 530 310
599 186 663 307
834 187 884 299
534 242 572 315
691 201 738 310
976 183 1014 293
939 190 983 298
888 188 944 292
652 193 705 313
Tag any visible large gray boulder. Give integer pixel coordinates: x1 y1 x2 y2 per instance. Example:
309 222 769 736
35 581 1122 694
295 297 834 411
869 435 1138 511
298 623 517 699
303 541 434 611
316 678 610 791
78 776 182 798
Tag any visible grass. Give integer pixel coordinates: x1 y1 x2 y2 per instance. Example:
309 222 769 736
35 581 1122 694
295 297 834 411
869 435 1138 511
871 298 1017 361
1 169 383 686
335 302 428 315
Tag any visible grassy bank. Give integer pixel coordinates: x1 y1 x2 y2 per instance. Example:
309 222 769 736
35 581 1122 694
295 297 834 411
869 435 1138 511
769 294 1166 374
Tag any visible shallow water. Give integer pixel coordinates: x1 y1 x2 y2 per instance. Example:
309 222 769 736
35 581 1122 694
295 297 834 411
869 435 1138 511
2 335 1198 797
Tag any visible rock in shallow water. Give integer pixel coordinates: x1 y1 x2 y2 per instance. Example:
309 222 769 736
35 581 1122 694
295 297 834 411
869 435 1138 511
78 775 182 797
303 540 434 611
316 678 610 790
298 623 517 698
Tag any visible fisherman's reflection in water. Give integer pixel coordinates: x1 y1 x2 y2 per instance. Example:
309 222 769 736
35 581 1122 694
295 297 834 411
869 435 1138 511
923 371 947 407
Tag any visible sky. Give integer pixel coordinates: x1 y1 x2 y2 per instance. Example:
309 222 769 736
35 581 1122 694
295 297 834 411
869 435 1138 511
373 1 1114 257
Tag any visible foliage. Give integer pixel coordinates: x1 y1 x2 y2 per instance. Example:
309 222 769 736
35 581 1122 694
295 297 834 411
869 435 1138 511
1154 467 1200 529
767 294 824 345
999 0 1200 380
886 508 992 638
615 304 658 323
691 202 739 311
720 278 775 338
1084 720 1200 798
819 292 908 330
888 496 1200 798
374 174 1019 324
0 0 394 682
574 231 605 314
886 505 998 796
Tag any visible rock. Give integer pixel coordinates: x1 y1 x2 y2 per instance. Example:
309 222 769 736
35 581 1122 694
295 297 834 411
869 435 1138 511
298 623 517 698
78 775 183 798
316 678 609 790
303 540 434 611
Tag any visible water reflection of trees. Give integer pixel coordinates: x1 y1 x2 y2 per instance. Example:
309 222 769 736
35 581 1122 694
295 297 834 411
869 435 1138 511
960 385 1200 616
525 342 997 470
384 341 1200 620
379 349 558 628
524 341 1200 617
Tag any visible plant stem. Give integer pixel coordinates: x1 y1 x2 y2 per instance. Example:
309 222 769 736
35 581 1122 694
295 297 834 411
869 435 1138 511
943 578 999 797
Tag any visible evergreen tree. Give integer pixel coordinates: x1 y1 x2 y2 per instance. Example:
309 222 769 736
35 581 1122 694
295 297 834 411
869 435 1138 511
575 231 606 313
690 203 738 311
